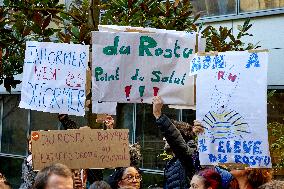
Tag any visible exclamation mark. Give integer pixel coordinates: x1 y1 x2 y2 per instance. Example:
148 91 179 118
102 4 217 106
153 87 159 96
125 85 132 101
139 86 145 102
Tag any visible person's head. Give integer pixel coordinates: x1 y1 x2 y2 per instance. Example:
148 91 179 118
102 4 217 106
0 173 6 183
108 167 142 189
171 120 194 142
89 181 111 189
0 173 12 189
230 168 272 188
104 116 115 129
33 163 73 189
163 120 194 153
0 181 12 189
190 169 222 189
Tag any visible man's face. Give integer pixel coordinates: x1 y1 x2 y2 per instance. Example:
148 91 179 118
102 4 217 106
45 174 73 189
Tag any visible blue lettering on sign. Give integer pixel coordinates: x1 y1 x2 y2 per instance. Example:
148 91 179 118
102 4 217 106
203 56 211 69
234 155 271 166
218 154 228 163
246 53 260 68
212 55 225 69
243 141 254 153
234 141 241 153
191 57 201 73
25 46 87 68
208 154 217 163
253 141 262 155
218 141 225 153
198 139 207 152
27 82 85 113
190 55 226 74
208 154 228 163
226 141 232 153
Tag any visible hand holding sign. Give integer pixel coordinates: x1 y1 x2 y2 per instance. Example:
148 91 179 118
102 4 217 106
193 120 205 135
152 96 163 119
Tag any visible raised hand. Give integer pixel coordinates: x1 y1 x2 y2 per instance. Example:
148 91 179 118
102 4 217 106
152 96 163 119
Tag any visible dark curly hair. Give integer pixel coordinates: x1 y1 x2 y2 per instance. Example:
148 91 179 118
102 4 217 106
129 143 141 167
170 119 194 142
108 167 142 189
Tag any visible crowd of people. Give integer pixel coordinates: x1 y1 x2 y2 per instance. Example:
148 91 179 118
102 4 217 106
1 96 284 189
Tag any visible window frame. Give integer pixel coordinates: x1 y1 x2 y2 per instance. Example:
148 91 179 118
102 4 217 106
196 0 284 23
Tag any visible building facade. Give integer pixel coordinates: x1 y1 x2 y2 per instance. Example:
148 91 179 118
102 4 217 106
0 0 284 188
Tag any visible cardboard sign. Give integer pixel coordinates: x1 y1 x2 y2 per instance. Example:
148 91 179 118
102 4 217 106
31 129 130 170
195 51 271 168
92 31 197 105
19 41 89 116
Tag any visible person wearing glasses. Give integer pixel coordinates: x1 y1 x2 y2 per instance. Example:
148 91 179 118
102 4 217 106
108 167 142 189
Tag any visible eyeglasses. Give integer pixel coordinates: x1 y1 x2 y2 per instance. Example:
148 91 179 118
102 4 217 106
122 174 142 182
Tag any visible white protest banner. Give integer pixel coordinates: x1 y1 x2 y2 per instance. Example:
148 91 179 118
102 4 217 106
19 41 89 116
92 31 197 105
92 101 117 115
196 51 271 168
31 129 130 170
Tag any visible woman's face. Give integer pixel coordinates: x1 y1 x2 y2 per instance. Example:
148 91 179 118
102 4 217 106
190 175 207 189
118 167 141 189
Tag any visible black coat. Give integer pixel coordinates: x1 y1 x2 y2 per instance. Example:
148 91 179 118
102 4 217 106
156 114 197 189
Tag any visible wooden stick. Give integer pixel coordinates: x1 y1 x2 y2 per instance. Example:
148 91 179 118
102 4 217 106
197 51 218 56
248 49 269 53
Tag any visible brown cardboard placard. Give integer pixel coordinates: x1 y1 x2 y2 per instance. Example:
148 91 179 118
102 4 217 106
31 129 130 170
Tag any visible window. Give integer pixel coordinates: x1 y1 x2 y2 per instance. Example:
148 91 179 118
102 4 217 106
1 95 28 155
240 0 284 12
191 0 236 17
136 104 179 170
116 103 180 170
191 0 284 20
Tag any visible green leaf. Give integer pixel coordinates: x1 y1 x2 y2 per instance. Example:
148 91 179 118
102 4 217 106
33 11 42 26
71 26 80 38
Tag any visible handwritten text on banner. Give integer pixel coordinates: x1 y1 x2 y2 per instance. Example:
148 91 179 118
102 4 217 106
31 129 130 170
19 41 89 116
196 51 271 168
92 32 197 105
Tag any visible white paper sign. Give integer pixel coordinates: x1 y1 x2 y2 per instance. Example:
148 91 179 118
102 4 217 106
92 31 197 105
19 41 89 116
92 101 117 115
196 51 271 168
